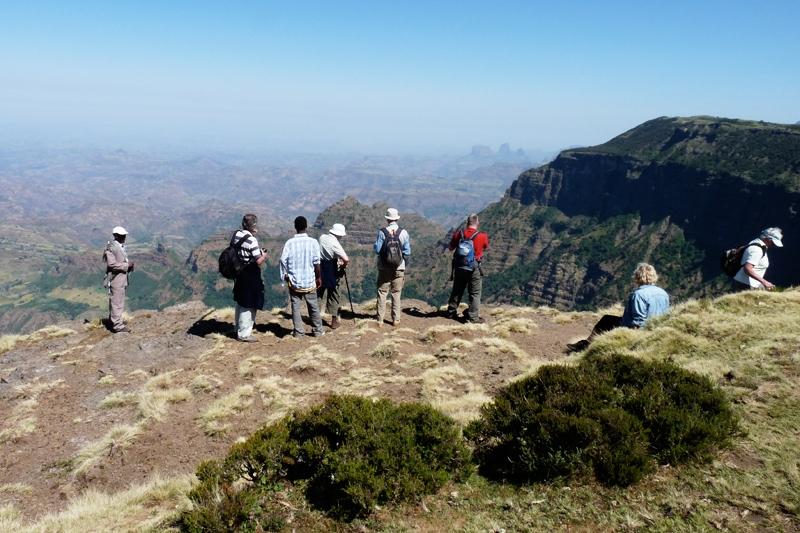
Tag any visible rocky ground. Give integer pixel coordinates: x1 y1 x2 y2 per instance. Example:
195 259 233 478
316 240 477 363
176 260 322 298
0 298 595 521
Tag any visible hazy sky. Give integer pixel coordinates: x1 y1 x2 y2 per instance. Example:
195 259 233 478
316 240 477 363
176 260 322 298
1 1 798 154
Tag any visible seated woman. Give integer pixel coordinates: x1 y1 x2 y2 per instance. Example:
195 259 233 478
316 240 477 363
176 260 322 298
567 263 670 353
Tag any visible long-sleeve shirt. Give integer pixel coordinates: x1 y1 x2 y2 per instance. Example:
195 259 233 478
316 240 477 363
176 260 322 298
279 233 320 290
373 222 411 270
621 284 670 328
104 240 129 288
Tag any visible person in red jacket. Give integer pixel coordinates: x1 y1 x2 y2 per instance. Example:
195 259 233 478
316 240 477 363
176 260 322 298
446 213 489 323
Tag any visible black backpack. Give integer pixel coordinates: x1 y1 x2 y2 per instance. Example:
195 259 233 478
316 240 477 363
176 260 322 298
379 227 404 269
219 232 252 280
721 242 766 277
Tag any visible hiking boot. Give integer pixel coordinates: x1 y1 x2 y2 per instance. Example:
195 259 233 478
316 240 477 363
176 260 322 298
467 317 485 324
566 339 590 354
330 316 341 330
237 336 258 343
113 326 130 333
445 309 458 320
389 320 398 327
313 330 325 338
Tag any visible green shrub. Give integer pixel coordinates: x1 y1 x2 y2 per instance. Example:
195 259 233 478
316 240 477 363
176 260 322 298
466 354 737 487
289 396 472 520
179 395 471 528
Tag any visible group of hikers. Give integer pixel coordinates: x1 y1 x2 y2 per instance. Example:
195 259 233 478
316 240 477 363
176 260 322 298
224 208 488 341
103 214 784 350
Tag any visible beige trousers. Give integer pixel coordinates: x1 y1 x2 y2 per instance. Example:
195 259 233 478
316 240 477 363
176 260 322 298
108 284 126 331
376 269 404 324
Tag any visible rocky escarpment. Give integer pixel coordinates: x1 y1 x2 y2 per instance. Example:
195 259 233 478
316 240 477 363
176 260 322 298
477 117 800 309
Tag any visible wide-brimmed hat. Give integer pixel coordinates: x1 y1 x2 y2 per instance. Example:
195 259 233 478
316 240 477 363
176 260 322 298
761 227 783 247
330 223 346 237
385 208 400 221
112 226 128 236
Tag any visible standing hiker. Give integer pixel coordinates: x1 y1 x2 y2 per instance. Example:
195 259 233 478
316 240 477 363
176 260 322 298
446 213 489 323
280 216 324 337
318 223 349 329
232 214 267 342
733 227 784 291
567 263 669 353
103 226 134 333
373 207 411 327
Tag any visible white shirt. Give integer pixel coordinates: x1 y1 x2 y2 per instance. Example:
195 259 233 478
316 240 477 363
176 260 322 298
319 233 349 263
734 238 769 288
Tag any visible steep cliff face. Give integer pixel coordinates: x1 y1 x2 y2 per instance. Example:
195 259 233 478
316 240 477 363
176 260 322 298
480 116 800 309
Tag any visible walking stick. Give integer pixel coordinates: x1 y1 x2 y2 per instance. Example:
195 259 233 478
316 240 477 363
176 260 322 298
343 269 356 323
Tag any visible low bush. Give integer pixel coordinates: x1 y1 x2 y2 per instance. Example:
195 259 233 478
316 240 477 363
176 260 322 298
465 354 737 487
179 395 471 529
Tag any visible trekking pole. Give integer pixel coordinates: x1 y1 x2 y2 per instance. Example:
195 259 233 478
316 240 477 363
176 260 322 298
343 269 356 323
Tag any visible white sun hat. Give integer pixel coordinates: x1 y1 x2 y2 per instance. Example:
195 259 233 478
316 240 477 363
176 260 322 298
761 227 783 247
385 208 400 221
330 223 346 237
112 226 128 236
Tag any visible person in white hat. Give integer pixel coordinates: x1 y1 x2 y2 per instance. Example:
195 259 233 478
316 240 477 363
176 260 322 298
734 227 784 290
318 223 350 329
103 226 134 333
373 207 411 327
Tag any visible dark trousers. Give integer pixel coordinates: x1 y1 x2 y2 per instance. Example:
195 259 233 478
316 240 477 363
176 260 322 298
589 314 623 339
447 268 482 320
289 289 323 336
317 283 341 317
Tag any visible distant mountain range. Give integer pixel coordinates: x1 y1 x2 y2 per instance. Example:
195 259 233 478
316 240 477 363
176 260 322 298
3 118 798 332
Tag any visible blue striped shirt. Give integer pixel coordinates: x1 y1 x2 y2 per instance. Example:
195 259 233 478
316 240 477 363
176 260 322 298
279 233 320 290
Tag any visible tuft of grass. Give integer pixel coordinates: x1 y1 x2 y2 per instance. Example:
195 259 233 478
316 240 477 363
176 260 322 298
72 424 142 475
420 364 489 424
436 339 475 360
97 375 116 386
475 337 528 359
191 374 223 393
0 379 64 443
334 367 410 397
371 339 400 359
289 345 358 374
238 356 265 377
0 483 33 496
0 475 193 532
99 391 138 409
0 335 23 355
401 353 439 369
200 385 256 435
490 316 538 338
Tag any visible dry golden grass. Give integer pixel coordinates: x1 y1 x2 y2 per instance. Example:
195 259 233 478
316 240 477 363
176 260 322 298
289 345 358 374
199 385 255 435
238 355 265 377
74 372 191 474
419 323 489 343
190 374 223 393
72 424 142 475
127 369 150 380
475 337 528 359
490 316 538 338
0 379 64 443
0 335 23 355
334 367 410 397
1 326 76 355
255 376 325 424
436 338 474 360
0 483 32 496
419 364 489 424
371 339 400 359
400 353 439 369
97 375 116 386
207 306 235 322
0 475 193 532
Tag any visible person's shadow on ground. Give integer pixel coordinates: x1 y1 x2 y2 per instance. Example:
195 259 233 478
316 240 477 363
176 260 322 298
186 318 236 338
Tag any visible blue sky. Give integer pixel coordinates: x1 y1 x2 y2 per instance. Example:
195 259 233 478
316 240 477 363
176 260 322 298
1 1 797 153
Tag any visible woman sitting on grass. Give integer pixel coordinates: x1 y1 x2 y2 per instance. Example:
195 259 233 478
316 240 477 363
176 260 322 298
567 262 670 353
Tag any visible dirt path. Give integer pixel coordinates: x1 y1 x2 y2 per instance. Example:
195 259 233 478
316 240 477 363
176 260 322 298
0 299 595 519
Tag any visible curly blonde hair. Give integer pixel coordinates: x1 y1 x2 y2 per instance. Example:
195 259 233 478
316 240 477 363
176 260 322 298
633 263 659 285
